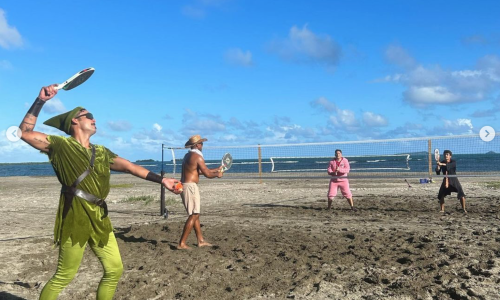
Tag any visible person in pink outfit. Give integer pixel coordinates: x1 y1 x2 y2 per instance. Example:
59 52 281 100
327 149 355 211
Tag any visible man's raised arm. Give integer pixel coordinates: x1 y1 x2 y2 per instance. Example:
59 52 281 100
19 85 58 153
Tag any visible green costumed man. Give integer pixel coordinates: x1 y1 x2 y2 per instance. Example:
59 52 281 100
19 84 181 300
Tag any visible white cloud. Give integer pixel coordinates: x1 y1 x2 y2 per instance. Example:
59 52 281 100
224 48 253 67
405 65 445 87
126 122 179 152
153 123 162 132
404 86 460 105
310 96 336 112
477 55 500 82
284 126 316 140
470 100 500 118
470 108 498 118
385 44 416 69
451 70 482 78
314 101 388 135
227 117 244 130
380 44 500 107
372 74 403 83
439 118 474 135
0 9 23 49
269 116 317 141
227 118 265 139
269 24 341 68
133 126 173 143
107 120 132 132
43 98 66 114
0 132 29 153
363 112 388 127
218 134 238 142
382 122 425 139
184 119 225 135
329 109 359 130
457 118 473 129
461 34 500 46
181 110 226 136
130 136 163 154
109 137 131 150
0 130 46 163
264 124 316 143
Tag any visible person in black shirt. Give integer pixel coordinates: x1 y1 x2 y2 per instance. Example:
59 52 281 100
436 150 466 213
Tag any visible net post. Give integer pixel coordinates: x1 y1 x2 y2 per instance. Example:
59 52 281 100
171 148 176 176
428 139 432 180
160 143 165 217
258 144 262 184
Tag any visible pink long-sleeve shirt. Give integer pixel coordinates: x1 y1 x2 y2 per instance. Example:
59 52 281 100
327 158 350 182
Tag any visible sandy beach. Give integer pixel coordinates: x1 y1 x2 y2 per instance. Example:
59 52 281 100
1 174 499 300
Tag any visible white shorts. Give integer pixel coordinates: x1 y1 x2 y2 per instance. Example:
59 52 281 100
180 182 201 215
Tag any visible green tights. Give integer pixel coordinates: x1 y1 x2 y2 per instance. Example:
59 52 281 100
39 232 123 300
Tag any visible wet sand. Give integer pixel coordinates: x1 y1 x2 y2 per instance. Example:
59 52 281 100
1 175 499 300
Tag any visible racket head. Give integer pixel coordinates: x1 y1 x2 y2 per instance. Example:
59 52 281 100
56 67 95 91
221 153 233 172
434 148 440 162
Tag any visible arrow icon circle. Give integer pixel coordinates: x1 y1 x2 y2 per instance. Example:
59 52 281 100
6 126 22 142
480 126 495 142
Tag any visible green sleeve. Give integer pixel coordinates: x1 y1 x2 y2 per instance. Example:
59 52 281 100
41 135 64 156
103 147 118 164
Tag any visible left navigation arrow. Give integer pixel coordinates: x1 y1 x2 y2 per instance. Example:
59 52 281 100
6 126 22 142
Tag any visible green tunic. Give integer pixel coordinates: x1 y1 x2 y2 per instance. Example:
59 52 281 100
45 136 117 247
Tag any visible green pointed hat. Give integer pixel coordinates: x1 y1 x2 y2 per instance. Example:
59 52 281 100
43 107 84 135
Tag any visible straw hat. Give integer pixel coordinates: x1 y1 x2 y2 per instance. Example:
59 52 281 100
184 135 208 148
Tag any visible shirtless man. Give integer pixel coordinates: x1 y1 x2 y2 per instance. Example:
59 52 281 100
177 135 223 250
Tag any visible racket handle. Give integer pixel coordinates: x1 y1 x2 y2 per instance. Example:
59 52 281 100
55 82 68 90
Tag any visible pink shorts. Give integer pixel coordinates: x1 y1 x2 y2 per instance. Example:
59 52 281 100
328 179 352 199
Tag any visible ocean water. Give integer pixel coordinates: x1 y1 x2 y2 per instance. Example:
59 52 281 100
1 153 498 177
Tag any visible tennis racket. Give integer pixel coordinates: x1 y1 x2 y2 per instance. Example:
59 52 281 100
335 157 343 175
56 67 95 91
434 148 440 162
221 153 233 172
435 148 449 187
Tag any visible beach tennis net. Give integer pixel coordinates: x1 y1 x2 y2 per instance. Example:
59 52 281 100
162 134 500 179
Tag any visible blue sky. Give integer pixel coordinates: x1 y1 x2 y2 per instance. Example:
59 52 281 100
0 0 499 163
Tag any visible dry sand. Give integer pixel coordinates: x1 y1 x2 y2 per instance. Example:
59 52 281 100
1 174 500 300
